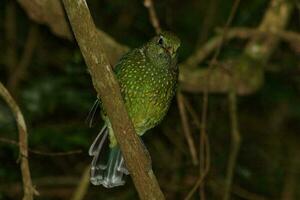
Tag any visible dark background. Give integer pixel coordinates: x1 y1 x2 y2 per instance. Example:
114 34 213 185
0 0 300 199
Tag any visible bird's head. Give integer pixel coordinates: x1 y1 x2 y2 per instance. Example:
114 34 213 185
145 31 181 63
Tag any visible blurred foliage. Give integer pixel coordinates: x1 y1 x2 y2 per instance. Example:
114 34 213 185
0 0 300 199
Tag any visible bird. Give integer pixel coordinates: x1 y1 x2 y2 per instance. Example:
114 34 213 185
88 31 180 188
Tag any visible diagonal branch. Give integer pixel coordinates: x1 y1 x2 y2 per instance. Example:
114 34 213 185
61 0 164 199
180 0 293 95
16 0 297 95
223 87 241 200
177 92 198 165
143 0 161 34
7 24 38 97
0 82 38 200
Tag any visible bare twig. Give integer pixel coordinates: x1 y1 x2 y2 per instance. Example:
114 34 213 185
199 117 207 199
71 166 90 200
205 2 241 199
208 0 241 66
144 0 161 34
184 132 210 200
181 95 211 199
198 0 240 152
245 0 292 62
7 24 38 96
17 0 72 39
0 82 38 200
280 147 299 200
176 92 198 165
182 96 210 200
16 0 298 95
0 137 19 146
29 149 82 156
183 96 201 128
0 136 82 156
62 1 164 199
181 0 295 95
184 28 256 68
180 28 300 94
195 0 218 47
185 27 300 69
222 4 293 195
5 0 17 76
195 0 241 199
223 87 241 200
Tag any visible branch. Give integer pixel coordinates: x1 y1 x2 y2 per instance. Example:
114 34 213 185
244 0 293 62
223 87 241 200
176 92 198 165
17 0 298 95
0 136 82 156
0 82 38 200
7 24 38 96
17 0 129 65
144 0 161 34
185 27 300 69
17 0 72 39
61 1 164 199
180 0 294 94
70 166 90 200
5 0 17 76
184 28 260 68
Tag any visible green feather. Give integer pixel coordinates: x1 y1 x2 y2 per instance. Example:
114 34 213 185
90 31 180 188
108 31 180 146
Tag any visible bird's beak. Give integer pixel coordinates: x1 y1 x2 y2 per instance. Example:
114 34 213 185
166 47 176 58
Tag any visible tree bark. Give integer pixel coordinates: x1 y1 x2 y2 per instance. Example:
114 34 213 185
62 0 165 199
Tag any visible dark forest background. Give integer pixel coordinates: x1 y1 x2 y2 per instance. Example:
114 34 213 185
0 0 300 199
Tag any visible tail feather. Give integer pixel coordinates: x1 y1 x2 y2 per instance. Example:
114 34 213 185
89 125 129 188
88 124 107 156
85 99 100 128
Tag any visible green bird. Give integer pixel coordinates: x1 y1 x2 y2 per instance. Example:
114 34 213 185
88 31 180 188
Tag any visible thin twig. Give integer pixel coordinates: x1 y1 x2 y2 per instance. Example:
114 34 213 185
223 87 241 200
184 27 257 68
0 137 82 156
182 96 210 200
280 147 299 200
210 2 241 199
183 97 201 128
70 166 90 200
62 1 164 199
29 149 82 156
0 82 38 200
8 24 38 96
5 0 17 75
195 0 218 47
177 92 198 165
143 0 161 34
223 1 293 197
184 132 210 200
199 120 206 199
181 1 294 94
209 0 241 65
182 95 210 199
196 0 241 199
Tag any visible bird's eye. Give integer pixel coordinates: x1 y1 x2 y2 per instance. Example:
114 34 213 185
158 36 164 46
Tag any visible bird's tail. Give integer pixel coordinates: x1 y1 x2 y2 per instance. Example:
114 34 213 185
88 125 129 188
